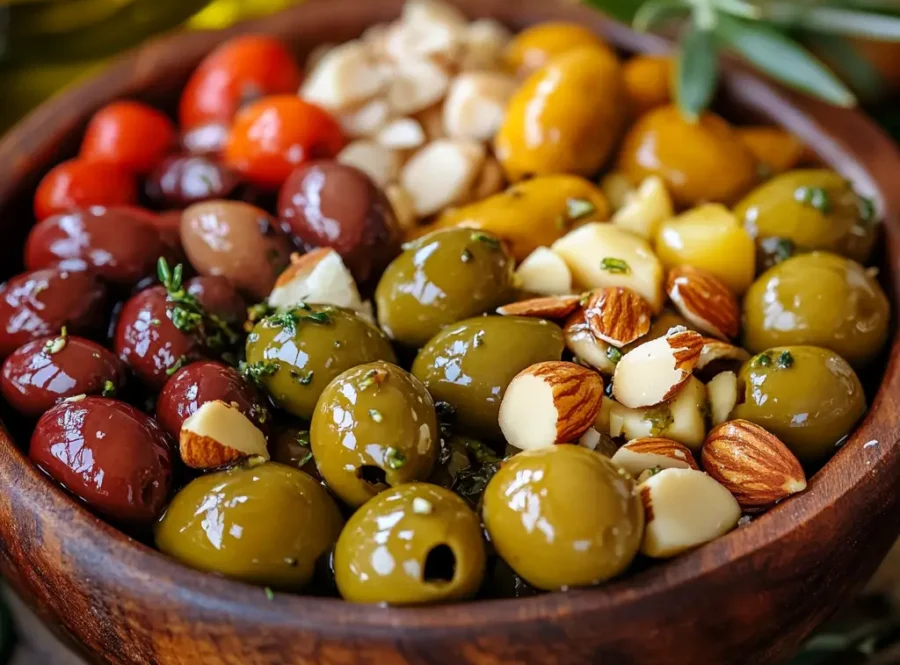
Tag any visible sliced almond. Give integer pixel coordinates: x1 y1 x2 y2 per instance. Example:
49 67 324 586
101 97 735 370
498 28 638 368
400 139 485 216
584 287 652 348
460 18 512 71
612 437 699 476
666 265 740 340
702 419 807 511
612 176 673 240
600 171 635 212
497 294 581 320
386 184 418 231
300 40 386 111
387 59 450 116
552 222 664 312
180 400 270 470
515 247 572 296
707 371 738 426
696 338 751 373
469 156 506 202
269 249 367 317
337 140 400 188
612 327 703 409
386 0 467 65
639 468 741 558
443 71 517 141
563 310 617 375
376 118 427 150
339 98 391 138
499 361 604 451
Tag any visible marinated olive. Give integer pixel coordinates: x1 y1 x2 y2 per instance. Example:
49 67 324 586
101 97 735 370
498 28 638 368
0 268 107 358
30 397 173 524
732 346 866 466
181 200 293 301
623 55 672 116
502 22 614 78
185 276 247 328
482 445 643 590
145 155 240 209
1 335 125 417
618 105 758 208
737 127 806 176
33 159 138 221
495 46 626 181
311 362 438 507
375 228 515 348
156 463 343 589
334 483 486 605
80 100 176 174
156 360 269 438
411 316 565 441
742 252 889 367
245 305 397 419
735 169 878 265
24 207 177 286
277 161 403 286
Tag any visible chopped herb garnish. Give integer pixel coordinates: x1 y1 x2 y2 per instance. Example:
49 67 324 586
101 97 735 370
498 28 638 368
600 257 630 274
566 197 596 222
461 248 474 263
264 305 331 333
290 369 314 385
606 346 623 364
296 430 311 447
369 409 384 423
101 380 117 397
647 466 664 478
761 236 795 265
43 326 68 355
752 352 773 368
473 330 485 348
246 302 275 330
240 360 280 386
794 186 832 214
385 447 407 470
166 355 188 376
297 451 314 468
471 231 501 250
358 367 387 391
644 405 673 437
451 440 502 506
776 350 794 369
858 195 877 225
264 587 275 601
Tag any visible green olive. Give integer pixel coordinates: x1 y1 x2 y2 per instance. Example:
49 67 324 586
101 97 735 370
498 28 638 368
482 445 643 590
732 346 866 466
245 305 397 419
735 169 878 266
334 483 486 605
742 252 889 367
155 463 343 589
375 228 516 348
411 316 565 442
310 361 439 507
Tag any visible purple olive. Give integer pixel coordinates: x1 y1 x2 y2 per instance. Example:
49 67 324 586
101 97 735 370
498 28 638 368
145 155 240 209
185 276 246 327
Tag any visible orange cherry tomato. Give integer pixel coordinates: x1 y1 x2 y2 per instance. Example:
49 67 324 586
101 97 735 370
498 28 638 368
179 35 302 130
34 159 138 220
80 101 176 174
223 95 346 190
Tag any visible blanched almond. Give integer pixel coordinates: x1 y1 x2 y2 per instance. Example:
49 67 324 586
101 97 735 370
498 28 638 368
497 294 581 320
612 176 673 239
563 310 617 375
612 437 699 476
443 71 517 141
300 41 386 111
696 338 751 373
461 18 512 71
499 361 604 451
362 23 390 59
666 265 740 340
639 468 741 558
600 171 635 211
515 247 572 296
584 287 652 348
339 98 391 138
337 140 399 188
268 249 368 317
387 59 450 116
401 139 485 216
385 184 418 230
376 117 427 150
612 327 703 409
469 156 506 201
707 371 738 426
180 400 270 469
386 0 467 65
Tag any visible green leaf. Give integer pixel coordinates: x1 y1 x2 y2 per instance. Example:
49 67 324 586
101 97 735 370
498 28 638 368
767 4 900 41
711 0 762 20
675 23 719 119
581 0 645 23
804 33 885 102
632 0 690 33
714 14 856 108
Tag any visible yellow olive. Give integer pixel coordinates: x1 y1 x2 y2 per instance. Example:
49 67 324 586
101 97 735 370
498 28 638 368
623 55 672 116
495 46 626 182
654 204 756 294
618 105 758 208
502 22 614 78
736 127 806 176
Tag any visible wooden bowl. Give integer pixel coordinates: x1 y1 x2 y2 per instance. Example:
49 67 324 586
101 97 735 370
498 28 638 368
1 1 900 664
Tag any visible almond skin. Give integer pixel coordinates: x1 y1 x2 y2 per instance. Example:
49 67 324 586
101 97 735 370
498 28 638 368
496 294 581 320
584 287 652 348
179 400 270 470
666 265 740 340
623 437 700 469
666 328 704 376
701 419 807 511
273 249 332 289
180 430 248 469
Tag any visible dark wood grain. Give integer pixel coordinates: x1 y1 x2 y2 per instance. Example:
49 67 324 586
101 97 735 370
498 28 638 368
0 1 900 664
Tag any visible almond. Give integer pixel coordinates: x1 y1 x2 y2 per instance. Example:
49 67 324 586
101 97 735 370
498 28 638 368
563 310 617 374
611 176 673 240
337 140 400 188
701 419 807 511
515 247 572 296
460 18 511 71
376 118 427 150
300 40 386 111
612 326 703 408
387 59 450 116
269 249 367 316
707 371 738 426
497 295 581 320
443 71 517 141
180 400 270 470
639 468 741 558
666 265 740 340
600 171 635 211
400 139 485 216
499 361 604 451
339 98 391 138
696 338 751 373
612 437 699 476
584 287 652 348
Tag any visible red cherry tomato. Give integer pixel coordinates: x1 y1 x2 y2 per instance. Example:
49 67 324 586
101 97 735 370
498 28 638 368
179 35 302 130
223 96 346 190
80 101 176 173
34 159 137 220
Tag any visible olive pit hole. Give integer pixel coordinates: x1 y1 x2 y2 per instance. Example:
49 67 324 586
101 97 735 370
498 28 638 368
358 465 387 486
423 544 456 584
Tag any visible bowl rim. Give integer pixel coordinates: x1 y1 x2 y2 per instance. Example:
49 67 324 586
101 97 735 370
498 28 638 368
1 0 900 641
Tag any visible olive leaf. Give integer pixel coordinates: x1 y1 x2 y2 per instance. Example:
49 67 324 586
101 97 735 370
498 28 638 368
765 3 900 41
675 22 718 120
805 33 886 102
632 0 690 33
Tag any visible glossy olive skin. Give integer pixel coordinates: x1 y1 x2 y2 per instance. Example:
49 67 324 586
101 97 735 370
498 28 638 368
24 207 177 285
732 346 866 466
311 362 438 507
30 397 173 524
181 200 293 301
155 463 343 589
245 305 397 420
1 336 126 417
502 21 613 78
412 316 565 441
742 252 889 367
156 360 270 438
184 275 247 327
334 483 486 605
0 268 107 358
145 154 240 209
277 161 402 287
483 445 643 590
735 169 877 264
375 228 515 348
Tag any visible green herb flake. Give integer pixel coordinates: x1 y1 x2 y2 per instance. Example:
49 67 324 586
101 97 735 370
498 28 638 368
385 447 407 470
470 231 501 250
644 405 674 437
296 430 311 447
761 236 795 265
566 197 596 221
606 346 623 364
290 369 314 385
461 248 474 263
297 450 314 468
101 380 117 397
369 409 384 423
166 355 188 376
600 257 630 275
647 466 664 478
265 306 331 333
794 186 833 215
240 360 280 386
264 587 275 601
776 350 794 369
247 302 275 325
752 352 773 369
358 368 387 391
43 326 68 355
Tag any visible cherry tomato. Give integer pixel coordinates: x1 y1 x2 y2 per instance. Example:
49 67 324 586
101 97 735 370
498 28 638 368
223 96 346 190
34 159 137 220
179 34 302 130
80 101 176 174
